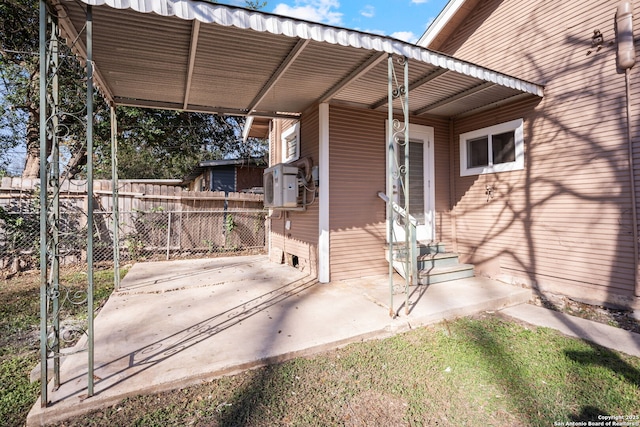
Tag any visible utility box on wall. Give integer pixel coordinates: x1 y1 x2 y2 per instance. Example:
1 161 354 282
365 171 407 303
264 163 298 208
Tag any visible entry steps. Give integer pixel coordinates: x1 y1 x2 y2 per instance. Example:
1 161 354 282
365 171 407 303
386 242 474 285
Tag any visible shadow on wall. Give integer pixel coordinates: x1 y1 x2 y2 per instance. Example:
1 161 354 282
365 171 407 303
450 1 638 312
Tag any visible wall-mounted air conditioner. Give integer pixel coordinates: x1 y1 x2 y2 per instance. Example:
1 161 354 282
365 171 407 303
264 163 299 208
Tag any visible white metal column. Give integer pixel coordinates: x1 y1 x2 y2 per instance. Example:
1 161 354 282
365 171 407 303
318 103 330 282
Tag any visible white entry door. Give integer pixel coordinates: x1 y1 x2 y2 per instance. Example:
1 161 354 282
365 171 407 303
386 122 435 243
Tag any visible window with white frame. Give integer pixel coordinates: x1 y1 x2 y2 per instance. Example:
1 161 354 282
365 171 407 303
459 118 524 176
281 122 300 163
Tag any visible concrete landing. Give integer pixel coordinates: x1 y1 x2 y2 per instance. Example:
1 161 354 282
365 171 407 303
27 255 531 426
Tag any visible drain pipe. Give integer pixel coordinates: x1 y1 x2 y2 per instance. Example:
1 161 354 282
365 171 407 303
617 1 639 296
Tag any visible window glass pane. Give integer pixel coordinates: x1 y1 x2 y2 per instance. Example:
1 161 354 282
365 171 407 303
398 141 425 224
459 118 524 177
492 131 516 164
467 136 488 168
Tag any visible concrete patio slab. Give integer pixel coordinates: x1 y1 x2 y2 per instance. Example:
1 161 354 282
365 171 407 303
27 255 531 426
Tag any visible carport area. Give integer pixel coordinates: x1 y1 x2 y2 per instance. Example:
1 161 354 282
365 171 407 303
27 255 530 425
32 0 543 423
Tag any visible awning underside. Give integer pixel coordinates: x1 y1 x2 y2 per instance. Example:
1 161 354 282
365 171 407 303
53 0 543 119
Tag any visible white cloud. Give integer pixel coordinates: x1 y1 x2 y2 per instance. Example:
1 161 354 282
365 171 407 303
360 5 375 18
390 31 418 43
360 28 386 36
272 0 343 26
411 0 429 4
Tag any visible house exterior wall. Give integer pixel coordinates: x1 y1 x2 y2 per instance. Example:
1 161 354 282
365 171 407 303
235 166 264 192
268 108 320 276
267 104 452 282
187 165 264 192
327 105 452 281
327 105 388 280
436 0 640 305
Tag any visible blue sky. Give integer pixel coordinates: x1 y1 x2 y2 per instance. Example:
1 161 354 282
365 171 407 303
225 0 451 43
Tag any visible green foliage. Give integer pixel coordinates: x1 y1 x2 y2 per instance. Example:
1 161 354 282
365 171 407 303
0 355 40 427
244 0 267 10
224 214 236 233
0 267 125 427
203 239 216 254
0 191 40 270
0 0 38 173
224 214 238 250
1 0 268 179
95 108 267 180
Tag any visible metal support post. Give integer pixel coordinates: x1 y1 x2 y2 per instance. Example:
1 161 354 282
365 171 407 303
50 15 61 388
38 0 48 407
386 55 413 317
39 2 97 406
110 105 120 290
387 54 395 318
402 57 413 315
39 3 64 404
166 211 172 260
86 5 95 398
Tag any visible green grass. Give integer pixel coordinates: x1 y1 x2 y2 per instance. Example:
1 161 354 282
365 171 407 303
2 269 640 426
0 267 125 427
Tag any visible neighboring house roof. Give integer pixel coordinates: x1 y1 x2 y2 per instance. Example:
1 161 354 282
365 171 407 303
54 0 543 120
182 158 266 185
417 0 481 50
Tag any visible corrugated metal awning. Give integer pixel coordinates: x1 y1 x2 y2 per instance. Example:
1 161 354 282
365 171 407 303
52 0 543 118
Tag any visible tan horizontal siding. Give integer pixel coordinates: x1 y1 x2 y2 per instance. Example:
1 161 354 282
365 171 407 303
427 116 454 248
328 105 388 280
269 106 320 275
441 0 620 83
438 0 640 300
452 70 637 297
329 226 388 281
285 105 320 246
500 270 634 297
326 106 454 281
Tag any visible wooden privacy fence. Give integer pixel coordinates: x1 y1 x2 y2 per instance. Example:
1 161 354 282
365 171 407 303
0 178 266 273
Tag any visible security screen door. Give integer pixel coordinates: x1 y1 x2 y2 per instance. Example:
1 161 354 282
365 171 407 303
387 123 435 243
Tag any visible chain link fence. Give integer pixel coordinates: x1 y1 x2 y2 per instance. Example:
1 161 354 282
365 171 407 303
1 208 268 274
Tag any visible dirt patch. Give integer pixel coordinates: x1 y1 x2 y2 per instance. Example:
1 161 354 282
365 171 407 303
341 390 408 426
531 293 640 334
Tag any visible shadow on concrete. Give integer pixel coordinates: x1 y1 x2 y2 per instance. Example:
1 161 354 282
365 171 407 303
52 275 318 403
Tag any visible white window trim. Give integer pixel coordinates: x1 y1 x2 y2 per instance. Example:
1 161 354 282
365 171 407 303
281 122 300 163
459 118 524 176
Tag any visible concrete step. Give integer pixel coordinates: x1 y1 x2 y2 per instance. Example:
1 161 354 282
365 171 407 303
386 242 446 256
394 252 461 269
417 263 475 285
386 244 474 284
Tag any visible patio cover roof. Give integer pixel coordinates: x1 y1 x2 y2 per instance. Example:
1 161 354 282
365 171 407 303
51 0 544 119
